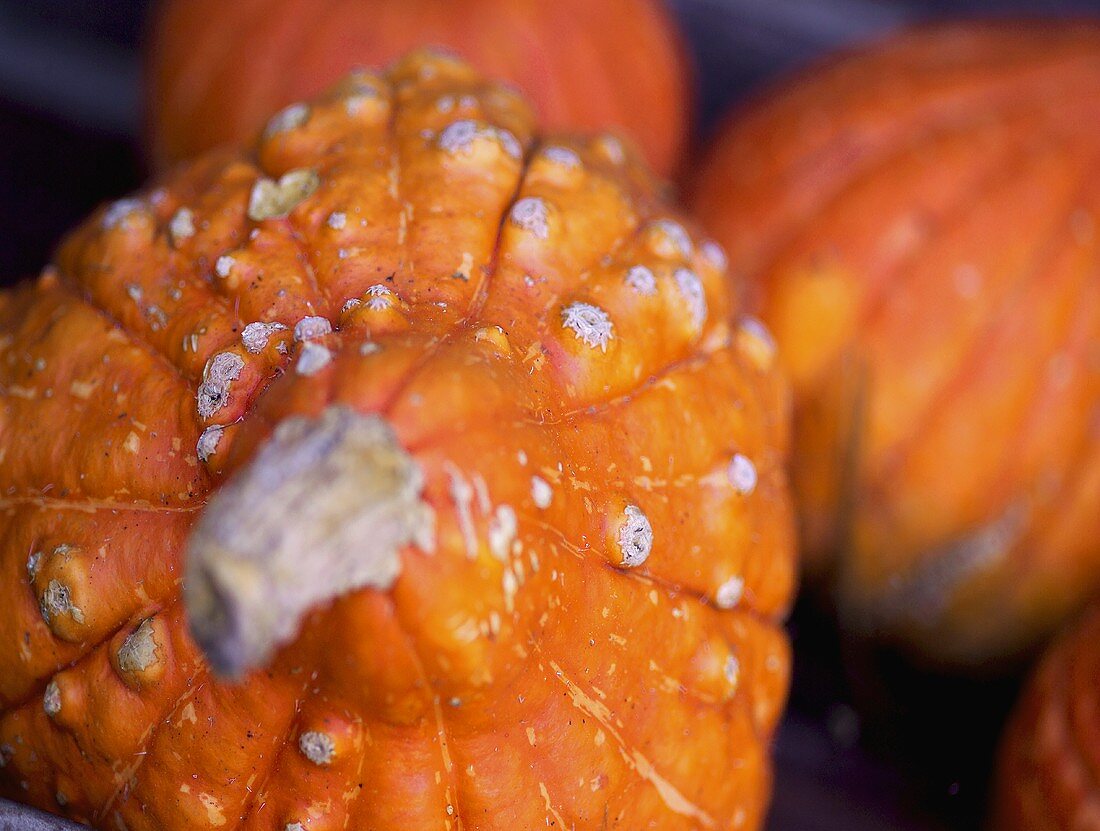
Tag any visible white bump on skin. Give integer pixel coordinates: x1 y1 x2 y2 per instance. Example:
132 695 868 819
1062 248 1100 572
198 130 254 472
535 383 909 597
702 240 728 271
445 463 479 561
327 211 347 230
298 731 335 765
43 681 61 717
264 103 310 138
561 302 613 351
40 578 85 626
248 169 320 222
740 317 776 356
168 208 195 243
724 655 741 689
26 550 42 579
595 134 625 165
531 476 552 509
510 197 549 239
285 824 305 831
438 120 522 160
342 297 362 313
715 575 744 610
542 146 580 167
364 283 395 311
488 505 517 562
455 251 474 281
293 315 332 342
649 219 693 259
117 619 159 673
727 454 757 495
617 505 653 567
197 352 245 419
241 321 287 353
625 265 657 296
102 198 145 229
296 342 332 376
359 341 380 356
674 268 707 329
197 426 223 463
215 255 235 278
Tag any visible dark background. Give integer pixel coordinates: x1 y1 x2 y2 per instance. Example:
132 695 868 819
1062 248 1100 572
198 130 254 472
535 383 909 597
2 1 1099 829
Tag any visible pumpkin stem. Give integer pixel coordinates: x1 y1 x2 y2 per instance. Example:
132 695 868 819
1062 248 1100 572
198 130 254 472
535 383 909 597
184 405 435 678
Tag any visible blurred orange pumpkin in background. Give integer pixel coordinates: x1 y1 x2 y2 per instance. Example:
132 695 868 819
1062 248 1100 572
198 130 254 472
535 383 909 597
144 0 692 176
0 52 795 830
992 604 1100 831
691 20 1100 669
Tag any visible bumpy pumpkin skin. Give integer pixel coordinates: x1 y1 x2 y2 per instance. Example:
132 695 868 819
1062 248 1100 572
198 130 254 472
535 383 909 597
691 21 1100 667
145 0 691 176
0 54 795 830
993 606 1100 831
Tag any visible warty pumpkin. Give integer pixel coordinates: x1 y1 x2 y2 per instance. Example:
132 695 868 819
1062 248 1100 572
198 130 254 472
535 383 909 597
145 0 691 177
0 52 795 830
691 20 1100 668
992 605 1100 831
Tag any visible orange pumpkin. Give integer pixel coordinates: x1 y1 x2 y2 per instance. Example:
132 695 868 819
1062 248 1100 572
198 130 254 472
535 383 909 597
992 605 1100 831
0 53 795 830
691 21 1100 667
145 0 692 176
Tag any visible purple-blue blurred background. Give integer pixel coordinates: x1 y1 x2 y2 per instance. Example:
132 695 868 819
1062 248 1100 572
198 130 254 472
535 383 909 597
2 1 1100 829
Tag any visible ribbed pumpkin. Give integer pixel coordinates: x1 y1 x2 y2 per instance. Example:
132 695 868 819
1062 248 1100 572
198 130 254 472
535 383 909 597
691 21 1100 667
992 605 1100 831
0 53 794 830
145 0 691 176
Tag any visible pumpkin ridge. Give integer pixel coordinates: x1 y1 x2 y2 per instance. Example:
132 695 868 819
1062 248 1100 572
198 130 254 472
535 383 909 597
1 593 180 725
95 662 210 824
53 277 199 396
863 221 1100 569
546 340 719 423
1037 628 1095 828
366 133 541 423
0 598 189 819
269 0 346 135
3 519 193 696
150 0 263 167
1065 629 1100 797
220 0 323 162
604 558 780 633
536 648 719 828
399 632 467 830
705 51 1100 287
863 142 1100 489
838 284 1100 655
1007 424 1100 605
171 156 313 340
752 105 1050 337
994 271 1100 490
854 99 1100 329
230 704 312 830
